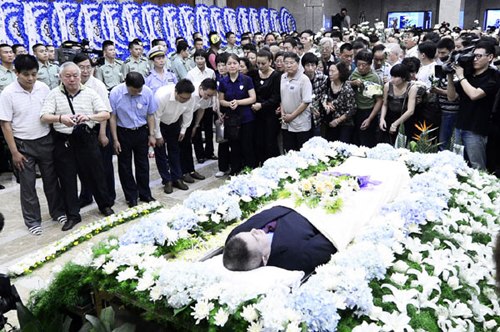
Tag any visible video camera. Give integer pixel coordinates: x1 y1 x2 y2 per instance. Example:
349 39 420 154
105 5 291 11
435 40 479 78
57 39 104 64
0 274 21 331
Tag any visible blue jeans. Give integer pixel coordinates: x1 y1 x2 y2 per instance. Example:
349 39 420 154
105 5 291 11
455 129 487 170
438 111 458 151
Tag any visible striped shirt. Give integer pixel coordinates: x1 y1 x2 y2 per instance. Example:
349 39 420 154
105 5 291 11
41 84 109 134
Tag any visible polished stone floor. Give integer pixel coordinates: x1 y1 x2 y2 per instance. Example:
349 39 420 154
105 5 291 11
0 152 226 327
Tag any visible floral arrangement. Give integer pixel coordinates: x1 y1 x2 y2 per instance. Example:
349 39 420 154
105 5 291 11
8 201 162 277
362 80 384 98
28 138 500 331
281 172 362 214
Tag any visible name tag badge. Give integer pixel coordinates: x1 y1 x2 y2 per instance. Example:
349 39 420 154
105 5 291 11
137 103 143 109
260 80 264 85
289 85 295 91
239 85 244 90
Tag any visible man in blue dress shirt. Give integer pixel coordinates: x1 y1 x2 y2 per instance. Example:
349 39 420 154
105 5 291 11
109 72 157 207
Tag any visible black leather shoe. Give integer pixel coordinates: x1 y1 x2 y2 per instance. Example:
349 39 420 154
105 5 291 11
0 184 5 190
190 171 205 180
182 173 195 183
173 179 189 190
139 196 156 203
128 200 138 208
100 207 115 216
62 219 80 231
207 154 218 160
79 199 93 208
164 181 173 194
197 158 206 164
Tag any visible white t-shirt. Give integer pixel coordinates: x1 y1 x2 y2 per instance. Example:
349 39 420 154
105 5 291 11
0 80 51 140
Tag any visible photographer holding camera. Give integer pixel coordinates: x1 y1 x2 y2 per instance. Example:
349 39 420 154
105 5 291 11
41 62 115 231
446 40 500 170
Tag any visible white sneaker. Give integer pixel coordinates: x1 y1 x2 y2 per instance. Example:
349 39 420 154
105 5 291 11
215 171 229 178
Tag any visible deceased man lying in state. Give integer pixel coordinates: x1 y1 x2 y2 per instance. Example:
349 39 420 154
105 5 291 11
223 205 337 275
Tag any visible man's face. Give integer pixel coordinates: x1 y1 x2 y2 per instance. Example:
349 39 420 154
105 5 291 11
473 48 493 72
127 86 143 96
254 34 263 44
153 55 166 69
227 34 236 45
47 46 56 61
388 50 399 64
304 62 317 76
199 87 216 100
373 50 386 69
194 40 204 50
195 55 206 69
157 40 167 49
265 34 276 45
14 46 27 56
321 44 332 60
77 59 93 84
34 46 49 62
217 62 227 76
284 57 298 76
455 39 464 51
181 49 189 59
234 229 271 269
341 9 347 17
61 66 81 92
403 33 417 49
130 44 143 58
0 46 14 64
437 48 451 62
104 45 116 59
356 60 371 75
175 91 192 103
339 49 353 65
283 42 295 53
300 33 313 48
17 69 38 91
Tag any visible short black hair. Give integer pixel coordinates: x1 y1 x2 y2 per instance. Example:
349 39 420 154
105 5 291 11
73 53 91 65
283 37 298 48
352 40 366 51
200 78 217 91
283 52 300 63
193 49 207 61
331 61 351 82
225 31 235 39
151 38 165 47
32 43 44 53
300 29 314 37
223 236 260 271
265 32 275 40
216 52 229 65
475 40 496 56
301 52 319 66
128 39 142 50
226 53 240 64
239 56 251 70
193 37 203 44
422 31 440 44
125 72 145 89
176 41 189 54
401 57 421 73
12 44 25 54
340 43 353 53
14 54 39 73
436 38 455 51
176 78 195 94
242 43 257 52
102 40 114 50
372 44 386 54
390 63 411 81
257 49 273 61
418 41 437 59
355 49 373 64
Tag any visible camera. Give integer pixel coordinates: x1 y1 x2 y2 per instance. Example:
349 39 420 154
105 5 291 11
0 274 21 330
436 44 477 78
57 40 104 64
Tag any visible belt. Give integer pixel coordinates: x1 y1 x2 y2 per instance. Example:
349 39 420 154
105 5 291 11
117 125 146 131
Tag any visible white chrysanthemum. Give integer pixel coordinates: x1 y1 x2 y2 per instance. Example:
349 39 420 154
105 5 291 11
241 304 259 322
191 299 214 324
214 307 229 327
116 266 138 282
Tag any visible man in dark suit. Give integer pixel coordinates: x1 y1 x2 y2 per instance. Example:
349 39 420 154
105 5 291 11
223 206 337 274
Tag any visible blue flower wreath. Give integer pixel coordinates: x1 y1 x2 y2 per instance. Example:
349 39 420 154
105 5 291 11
248 7 260 34
269 8 281 32
258 7 270 34
280 7 297 33
162 4 179 53
51 0 80 46
22 0 50 50
2 0 28 46
142 3 166 49
209 6 225 44
100 1 127 58
223 7 239 41
236 7 250 35
178 4 195 46
77 0 104 49
194 4 210 47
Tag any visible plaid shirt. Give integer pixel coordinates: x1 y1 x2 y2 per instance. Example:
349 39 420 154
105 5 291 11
309 71 328 128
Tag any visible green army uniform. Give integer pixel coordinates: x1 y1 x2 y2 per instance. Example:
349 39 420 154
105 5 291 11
96 59 124 90
121 56 150 78
37 61 60 89
0 66 16 92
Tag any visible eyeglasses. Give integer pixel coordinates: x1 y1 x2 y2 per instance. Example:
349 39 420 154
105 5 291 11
78 66 92 72
473 53 489 60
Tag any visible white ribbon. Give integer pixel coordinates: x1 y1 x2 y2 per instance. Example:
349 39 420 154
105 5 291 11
80 3 94 48
103 6 115 41
23 2 37 51
124 5 135 39
143 5 156 43
54 3 68 41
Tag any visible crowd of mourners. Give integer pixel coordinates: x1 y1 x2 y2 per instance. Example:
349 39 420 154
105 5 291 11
0 15 499 235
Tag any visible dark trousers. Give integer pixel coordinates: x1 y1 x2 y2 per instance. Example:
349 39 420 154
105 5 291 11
282 129 311 153
354 108 377 148
156 121 182 181
154 143 170 184
325 125 354 144
192 108 215 159
180 123 196 174
254 114 280 166
116 126 151 203
79 124 116 203
54 132 112 222
15 134 65 228
218 121 256 175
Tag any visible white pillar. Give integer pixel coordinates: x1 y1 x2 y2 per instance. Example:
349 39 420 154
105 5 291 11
439 0 465 27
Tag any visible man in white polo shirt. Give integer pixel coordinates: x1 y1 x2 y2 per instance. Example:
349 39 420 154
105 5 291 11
0 55 66 235
41 62 114 231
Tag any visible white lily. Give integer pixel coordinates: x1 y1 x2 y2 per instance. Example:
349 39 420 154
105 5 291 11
379 311 414 332
381 284 419 314
407 268 441 299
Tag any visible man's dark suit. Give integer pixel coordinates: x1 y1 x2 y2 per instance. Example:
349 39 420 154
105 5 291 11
226 206 337 274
